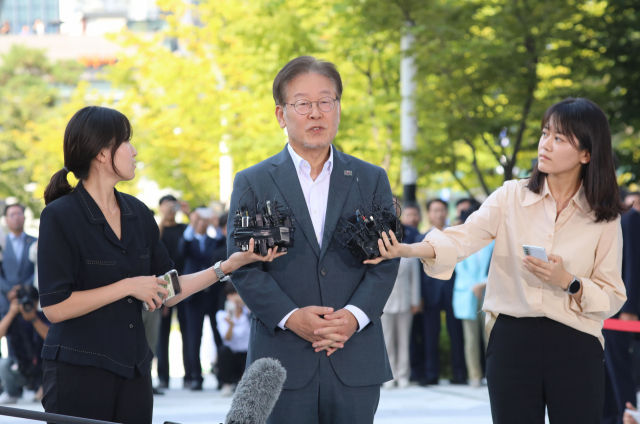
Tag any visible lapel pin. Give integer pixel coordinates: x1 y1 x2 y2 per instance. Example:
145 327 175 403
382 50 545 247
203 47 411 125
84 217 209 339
344 170 353 176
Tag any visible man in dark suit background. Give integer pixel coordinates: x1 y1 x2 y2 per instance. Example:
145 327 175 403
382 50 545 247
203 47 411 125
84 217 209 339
602 207 640 424
180 208 224 391
0 204 37 317
399 203 428 382
421 199 467 385
227 56 399 424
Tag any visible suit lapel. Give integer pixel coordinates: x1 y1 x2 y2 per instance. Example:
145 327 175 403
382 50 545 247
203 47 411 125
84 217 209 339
269 147 320 258
319 147 354 261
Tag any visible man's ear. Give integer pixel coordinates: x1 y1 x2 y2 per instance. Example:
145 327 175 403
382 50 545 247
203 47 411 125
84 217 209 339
275 106 286 129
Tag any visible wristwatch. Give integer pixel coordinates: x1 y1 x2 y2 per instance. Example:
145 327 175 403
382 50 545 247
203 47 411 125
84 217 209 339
565 275 581 295
213 260 230 282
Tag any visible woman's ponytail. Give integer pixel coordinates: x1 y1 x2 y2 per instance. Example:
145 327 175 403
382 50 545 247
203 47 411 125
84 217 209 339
43 106 132 206
44 167 73 205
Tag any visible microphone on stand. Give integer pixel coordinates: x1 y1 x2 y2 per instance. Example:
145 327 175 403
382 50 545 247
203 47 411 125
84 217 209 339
224 358 287 424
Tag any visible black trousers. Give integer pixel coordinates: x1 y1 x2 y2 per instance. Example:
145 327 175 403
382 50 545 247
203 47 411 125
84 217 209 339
602 329 637 424
486 315 604 424
156 302 191 384
41 360 153 424
409 312 426 381
184 288 223 383
423 300 467 382
216 346 247 385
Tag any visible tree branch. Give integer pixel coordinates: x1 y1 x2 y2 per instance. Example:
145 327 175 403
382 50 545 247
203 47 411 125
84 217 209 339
480 132 502 164
463 137 491 196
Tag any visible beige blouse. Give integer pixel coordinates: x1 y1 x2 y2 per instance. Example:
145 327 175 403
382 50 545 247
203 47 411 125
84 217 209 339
422 179 626 347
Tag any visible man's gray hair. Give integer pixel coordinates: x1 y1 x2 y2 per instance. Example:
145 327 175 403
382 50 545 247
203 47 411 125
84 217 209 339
272 56 343 106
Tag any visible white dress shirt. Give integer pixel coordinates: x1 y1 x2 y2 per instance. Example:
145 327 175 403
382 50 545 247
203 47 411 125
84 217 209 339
277 144 370 331
216 308 251 353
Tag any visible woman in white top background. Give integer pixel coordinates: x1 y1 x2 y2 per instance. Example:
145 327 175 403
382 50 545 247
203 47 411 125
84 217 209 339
365 97 627 424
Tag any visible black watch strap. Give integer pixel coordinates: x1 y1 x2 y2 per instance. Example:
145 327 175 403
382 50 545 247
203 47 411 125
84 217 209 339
565 276 581 295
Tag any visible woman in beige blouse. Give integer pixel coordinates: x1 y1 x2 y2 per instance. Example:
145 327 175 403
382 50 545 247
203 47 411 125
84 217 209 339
366 98 627 424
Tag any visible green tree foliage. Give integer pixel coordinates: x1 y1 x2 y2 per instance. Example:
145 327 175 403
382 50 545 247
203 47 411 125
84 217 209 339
0 45 84 212
107 0 403 203
5 0 640 212
572 0 640 189
379 0 611 196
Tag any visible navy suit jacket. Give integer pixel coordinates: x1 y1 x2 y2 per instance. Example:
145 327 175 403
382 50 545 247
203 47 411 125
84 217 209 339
420 228 455 308
227 145 400 389
179 234 220 275
619 209 640 316
0 233 37 315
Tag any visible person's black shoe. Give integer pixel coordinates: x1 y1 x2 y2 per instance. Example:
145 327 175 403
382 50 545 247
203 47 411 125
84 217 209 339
449 378 468 385
152 387 164 395
190 381 203 391
425 378 439 386
158 380 169 389
183 378 192 389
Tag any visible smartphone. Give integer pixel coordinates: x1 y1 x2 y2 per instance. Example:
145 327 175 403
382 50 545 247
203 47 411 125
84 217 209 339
625 408 640 422
522 245 549 262
143 269 181 311
224 300 236 315
195 207 213 220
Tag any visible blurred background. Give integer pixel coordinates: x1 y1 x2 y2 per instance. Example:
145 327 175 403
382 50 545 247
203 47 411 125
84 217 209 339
1 0 638 219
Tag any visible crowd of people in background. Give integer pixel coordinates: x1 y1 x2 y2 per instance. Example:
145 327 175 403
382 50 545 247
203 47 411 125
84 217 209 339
1 187 640 422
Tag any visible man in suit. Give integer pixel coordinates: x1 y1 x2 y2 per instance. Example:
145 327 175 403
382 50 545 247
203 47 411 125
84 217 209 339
399 203 428 382
602 207 640 424
0 204 37 317
421 199 467 385
227 56 399 424
180 208 224 391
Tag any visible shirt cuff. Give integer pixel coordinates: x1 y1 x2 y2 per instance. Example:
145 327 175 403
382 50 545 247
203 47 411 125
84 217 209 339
569 277 611 314
278 308 298 330
420 230 457 280
183 225 195 241
345 305 370 332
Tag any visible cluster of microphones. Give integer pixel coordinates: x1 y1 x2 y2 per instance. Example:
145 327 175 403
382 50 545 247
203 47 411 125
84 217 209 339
232 181 402 262
336 184 403 262
232 188 296 256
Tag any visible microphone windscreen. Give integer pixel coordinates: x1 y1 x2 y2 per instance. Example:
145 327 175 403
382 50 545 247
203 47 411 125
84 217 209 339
224 357 287 424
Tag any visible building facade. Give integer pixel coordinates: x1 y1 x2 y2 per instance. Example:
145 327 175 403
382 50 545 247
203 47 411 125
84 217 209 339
0 0 60 34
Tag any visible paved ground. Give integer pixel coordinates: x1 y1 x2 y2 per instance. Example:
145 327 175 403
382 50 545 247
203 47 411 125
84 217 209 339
0 376 498 424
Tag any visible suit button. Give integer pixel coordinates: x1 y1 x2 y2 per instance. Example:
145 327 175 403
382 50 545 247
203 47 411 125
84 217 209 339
320 269 327 276
128 299 133 303
129 324 134 329
122 250 126 254
127 274 132 278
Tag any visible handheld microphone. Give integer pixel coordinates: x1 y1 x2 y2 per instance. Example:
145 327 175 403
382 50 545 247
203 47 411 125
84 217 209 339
224 357 287 424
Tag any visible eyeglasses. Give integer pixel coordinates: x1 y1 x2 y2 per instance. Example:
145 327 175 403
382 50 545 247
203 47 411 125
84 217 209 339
285 97 339 115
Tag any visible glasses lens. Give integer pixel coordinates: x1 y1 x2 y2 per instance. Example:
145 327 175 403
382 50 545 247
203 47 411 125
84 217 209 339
318 97 335 112
294 100 311 114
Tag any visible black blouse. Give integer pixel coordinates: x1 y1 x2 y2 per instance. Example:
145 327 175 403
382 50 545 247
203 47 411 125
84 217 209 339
37 181 173 378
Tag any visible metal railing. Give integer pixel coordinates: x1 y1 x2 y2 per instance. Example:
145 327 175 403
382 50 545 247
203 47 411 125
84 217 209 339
0 406 181 424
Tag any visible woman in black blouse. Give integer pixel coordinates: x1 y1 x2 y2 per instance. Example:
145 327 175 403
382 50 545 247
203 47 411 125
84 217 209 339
37 106 283 424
